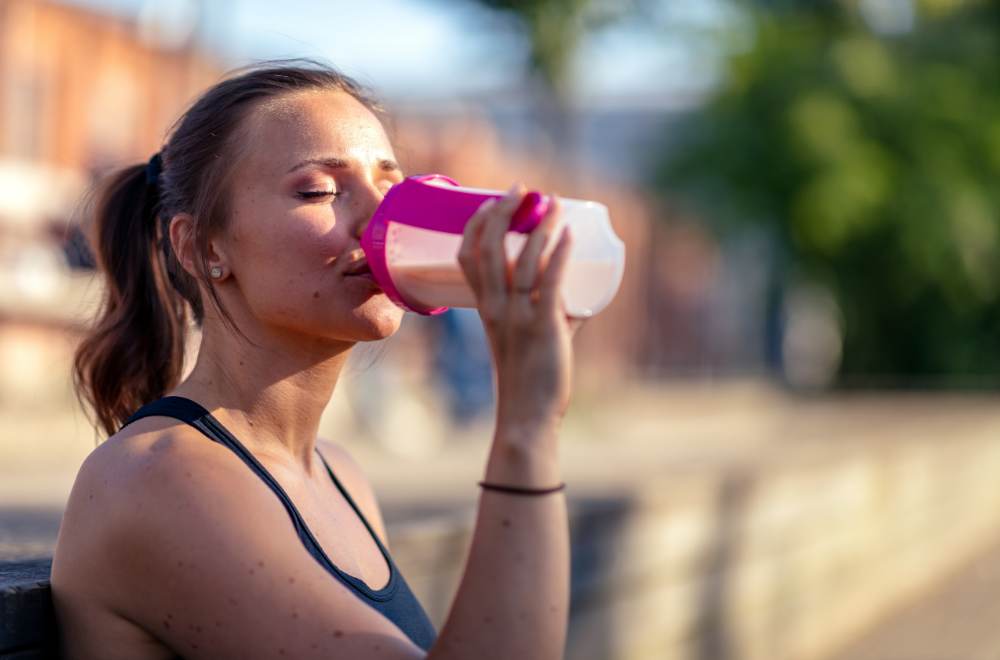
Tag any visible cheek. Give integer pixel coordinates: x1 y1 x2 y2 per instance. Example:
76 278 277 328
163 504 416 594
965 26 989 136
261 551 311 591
232 204 343 280
228 204 402 333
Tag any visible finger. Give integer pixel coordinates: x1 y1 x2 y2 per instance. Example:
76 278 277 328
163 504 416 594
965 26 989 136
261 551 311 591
477 184 525 304
510 194 562 317
512 193 562 289
458 197 495 297
537 225 572 315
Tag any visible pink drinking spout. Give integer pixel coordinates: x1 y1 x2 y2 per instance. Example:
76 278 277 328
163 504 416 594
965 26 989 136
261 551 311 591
361 174 625 317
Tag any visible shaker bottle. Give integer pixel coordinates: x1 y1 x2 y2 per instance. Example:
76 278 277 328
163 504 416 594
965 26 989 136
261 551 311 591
360 174 625 318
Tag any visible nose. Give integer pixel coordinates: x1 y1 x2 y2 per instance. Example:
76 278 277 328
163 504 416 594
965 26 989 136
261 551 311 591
354 179 387 241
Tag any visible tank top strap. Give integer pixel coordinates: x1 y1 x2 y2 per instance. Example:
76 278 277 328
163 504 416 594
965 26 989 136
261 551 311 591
314 450 388 555
119 396 435 649
121 397 338 581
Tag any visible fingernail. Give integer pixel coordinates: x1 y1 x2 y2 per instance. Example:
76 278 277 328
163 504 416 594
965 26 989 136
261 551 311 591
507 182 520 195
479 198 497 212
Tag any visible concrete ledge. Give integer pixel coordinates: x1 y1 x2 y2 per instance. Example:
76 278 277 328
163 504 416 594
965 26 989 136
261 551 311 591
389 431 1000 660
0 558 56 660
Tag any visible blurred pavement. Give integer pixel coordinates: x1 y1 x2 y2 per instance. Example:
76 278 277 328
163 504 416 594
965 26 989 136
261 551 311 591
831 540 1000 660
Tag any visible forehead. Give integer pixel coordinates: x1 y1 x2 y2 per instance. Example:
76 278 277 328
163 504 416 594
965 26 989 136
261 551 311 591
246 90 394 174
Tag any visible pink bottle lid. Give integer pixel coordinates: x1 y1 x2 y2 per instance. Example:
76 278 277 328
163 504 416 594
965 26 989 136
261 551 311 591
361 174 549 314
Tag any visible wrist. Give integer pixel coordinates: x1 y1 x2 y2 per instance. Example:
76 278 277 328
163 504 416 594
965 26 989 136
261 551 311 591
486 418 562 488
495 413 561 447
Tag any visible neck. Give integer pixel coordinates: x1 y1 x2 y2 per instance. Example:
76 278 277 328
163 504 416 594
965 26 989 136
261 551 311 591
172 317 353 467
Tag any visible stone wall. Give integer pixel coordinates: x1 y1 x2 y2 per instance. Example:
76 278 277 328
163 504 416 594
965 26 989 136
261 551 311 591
387 430 1000 660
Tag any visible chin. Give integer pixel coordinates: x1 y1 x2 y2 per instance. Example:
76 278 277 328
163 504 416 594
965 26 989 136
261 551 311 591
349 295 404 341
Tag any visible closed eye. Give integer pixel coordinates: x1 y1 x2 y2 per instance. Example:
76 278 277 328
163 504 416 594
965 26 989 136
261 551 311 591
298 190 339 201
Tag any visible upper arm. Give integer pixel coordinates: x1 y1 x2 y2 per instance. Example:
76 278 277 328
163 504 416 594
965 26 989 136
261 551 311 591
316 440 390 546
54 430 421 660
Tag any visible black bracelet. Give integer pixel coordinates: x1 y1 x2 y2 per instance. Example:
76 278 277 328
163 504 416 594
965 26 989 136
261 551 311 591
478 481 566 496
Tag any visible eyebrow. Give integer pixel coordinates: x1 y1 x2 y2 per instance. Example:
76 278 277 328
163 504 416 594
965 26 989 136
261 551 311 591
287 158 347 174
286 158 401 174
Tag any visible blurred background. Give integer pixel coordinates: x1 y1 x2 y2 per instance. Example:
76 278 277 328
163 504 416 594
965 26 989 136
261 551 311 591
4 0 1000 658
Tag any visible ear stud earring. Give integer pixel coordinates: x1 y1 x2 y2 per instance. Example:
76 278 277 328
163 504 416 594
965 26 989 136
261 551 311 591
211 267 223 279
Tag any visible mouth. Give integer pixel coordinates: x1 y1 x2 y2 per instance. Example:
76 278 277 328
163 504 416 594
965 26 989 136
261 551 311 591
344 257 376 281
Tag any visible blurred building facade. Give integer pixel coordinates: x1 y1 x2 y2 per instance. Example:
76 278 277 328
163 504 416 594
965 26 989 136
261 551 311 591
0 0 218 409
0 0 217 169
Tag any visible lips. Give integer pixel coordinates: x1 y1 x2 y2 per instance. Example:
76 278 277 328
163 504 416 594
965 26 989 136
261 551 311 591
344 257 378 285
344 258 372 277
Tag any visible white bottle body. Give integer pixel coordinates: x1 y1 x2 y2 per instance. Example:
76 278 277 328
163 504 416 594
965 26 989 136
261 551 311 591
384 197 625 318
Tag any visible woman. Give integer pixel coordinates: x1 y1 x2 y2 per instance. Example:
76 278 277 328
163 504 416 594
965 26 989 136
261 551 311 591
51 63 575 659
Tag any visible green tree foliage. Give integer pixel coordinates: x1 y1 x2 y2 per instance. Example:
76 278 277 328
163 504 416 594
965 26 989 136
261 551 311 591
660 0 1000 378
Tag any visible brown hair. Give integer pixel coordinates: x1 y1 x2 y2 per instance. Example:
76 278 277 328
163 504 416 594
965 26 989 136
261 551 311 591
74 61 384 436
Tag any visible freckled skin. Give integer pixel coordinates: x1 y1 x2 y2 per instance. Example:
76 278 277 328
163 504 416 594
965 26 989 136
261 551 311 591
218 92 405 345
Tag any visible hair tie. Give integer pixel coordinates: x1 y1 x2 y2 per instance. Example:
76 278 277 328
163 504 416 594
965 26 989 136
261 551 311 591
146 152 163 186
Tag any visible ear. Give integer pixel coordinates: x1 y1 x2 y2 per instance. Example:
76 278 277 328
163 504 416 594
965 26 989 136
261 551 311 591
169 213 232 281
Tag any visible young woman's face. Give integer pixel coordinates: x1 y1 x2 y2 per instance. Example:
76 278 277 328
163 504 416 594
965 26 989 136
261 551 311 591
222 90 406 345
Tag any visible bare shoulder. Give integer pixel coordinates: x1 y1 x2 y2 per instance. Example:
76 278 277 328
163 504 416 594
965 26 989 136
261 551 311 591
52 416 271 602
56 416 258 562
51 417 273 658
52 419 421 660
316 439 389 544
68 416 245 494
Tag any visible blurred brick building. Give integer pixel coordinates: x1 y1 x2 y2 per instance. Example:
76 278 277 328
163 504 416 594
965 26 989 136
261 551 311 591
0 0 218 409
0 0 217 170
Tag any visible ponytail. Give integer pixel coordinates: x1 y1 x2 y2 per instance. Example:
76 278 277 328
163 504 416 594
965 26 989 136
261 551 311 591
74 164 187 436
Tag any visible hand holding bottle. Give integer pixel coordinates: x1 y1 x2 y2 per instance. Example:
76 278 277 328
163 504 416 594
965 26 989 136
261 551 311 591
459 185 576 468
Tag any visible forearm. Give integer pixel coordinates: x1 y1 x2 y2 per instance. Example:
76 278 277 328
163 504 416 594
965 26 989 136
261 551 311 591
428 185 574 660
429 423 570 660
